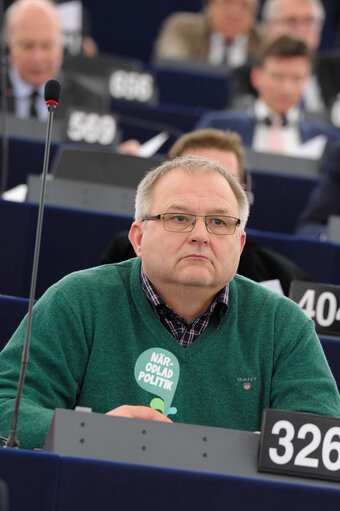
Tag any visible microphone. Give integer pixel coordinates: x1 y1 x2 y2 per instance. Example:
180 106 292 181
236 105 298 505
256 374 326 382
5 79 61 449
45 78 61 112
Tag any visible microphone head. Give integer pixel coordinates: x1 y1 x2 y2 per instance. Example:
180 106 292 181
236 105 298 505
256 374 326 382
44 79 61 107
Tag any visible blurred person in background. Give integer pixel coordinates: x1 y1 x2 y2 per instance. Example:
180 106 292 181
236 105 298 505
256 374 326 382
197 35 340 157
3 0 98 56
295 141 340 238
2 0 105 121
153 0 264 69
262 0 324 51
261 0 330 116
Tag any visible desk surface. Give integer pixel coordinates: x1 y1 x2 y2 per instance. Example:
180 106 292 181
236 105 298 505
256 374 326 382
0 422 340 511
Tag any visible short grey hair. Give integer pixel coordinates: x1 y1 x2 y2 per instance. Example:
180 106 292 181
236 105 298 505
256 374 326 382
262 0 325 24
134 156 250 231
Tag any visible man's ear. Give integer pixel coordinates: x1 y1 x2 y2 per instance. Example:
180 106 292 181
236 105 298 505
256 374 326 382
128 222 143 258
240 230 246 255
250 66 261 92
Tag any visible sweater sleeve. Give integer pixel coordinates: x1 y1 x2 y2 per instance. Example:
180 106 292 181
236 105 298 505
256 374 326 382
270 306 340 418
0 286 91 450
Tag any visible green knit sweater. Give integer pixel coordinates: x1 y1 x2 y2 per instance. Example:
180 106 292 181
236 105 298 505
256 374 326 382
0 258 339 449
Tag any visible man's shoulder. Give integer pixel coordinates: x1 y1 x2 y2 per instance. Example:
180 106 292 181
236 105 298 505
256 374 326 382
162 11 207 32
300 116 340 142
0 67 11 92
248 26 266 56
323 143 340 179
230 273 299 312
49 258 141 297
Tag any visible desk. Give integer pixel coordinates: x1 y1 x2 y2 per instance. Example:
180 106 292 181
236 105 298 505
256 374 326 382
0 438 340 511
0 295 29 351
0 135 59 191
0 199 133 298
248 171 317 234
246 229 340 285
1 120 320 236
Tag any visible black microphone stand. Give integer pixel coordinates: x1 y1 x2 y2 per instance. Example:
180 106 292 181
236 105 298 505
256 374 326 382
5 84 60 448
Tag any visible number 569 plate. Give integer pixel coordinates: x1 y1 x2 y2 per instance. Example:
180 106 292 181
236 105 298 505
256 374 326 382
258 409 340 482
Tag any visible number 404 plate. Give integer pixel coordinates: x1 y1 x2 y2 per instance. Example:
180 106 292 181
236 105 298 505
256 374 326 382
258 409 340 482
289 280 340 337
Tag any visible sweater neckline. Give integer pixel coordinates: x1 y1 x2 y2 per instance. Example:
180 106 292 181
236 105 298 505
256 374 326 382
128 259 231 361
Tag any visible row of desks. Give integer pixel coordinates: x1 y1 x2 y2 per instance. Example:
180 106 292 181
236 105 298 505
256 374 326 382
0 418 340 511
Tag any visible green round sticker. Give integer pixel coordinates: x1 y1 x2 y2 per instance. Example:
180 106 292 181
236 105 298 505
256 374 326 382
134 348 180 416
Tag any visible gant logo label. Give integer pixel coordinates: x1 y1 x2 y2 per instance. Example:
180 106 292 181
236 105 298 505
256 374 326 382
237 376 257 390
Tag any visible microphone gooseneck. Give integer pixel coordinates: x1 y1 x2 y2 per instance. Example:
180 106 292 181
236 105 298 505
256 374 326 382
0 0 9 195
5 79 62 449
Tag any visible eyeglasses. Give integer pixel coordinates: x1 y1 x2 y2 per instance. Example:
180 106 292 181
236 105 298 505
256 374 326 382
143 213 241 235
275 17 322 28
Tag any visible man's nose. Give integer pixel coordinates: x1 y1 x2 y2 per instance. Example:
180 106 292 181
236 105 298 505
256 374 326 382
187 217 209 243
30 46 46 62
278 81 293 98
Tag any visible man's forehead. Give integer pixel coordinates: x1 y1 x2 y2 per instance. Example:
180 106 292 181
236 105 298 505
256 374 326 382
276 0 315 16
152 167 235 201
9 4 61 33
158 166 226 181
209 0 257 7
263 55 310 69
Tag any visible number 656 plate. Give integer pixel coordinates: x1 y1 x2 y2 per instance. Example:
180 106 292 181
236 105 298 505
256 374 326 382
258 409 340 482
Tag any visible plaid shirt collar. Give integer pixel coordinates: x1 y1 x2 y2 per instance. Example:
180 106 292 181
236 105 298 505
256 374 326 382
140 265 229 347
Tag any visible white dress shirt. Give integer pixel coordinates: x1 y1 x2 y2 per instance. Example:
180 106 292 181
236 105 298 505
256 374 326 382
209 33 248 68
252 99 302 155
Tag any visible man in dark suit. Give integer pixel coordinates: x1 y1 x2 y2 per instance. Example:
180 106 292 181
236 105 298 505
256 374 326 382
2 0 106 122
295 142 340 237
261 0 340 116
101 128 310 295
196 35 340 155
153 0 264 69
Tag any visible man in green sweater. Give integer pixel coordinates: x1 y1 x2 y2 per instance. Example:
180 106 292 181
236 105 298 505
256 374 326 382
0 156 339 449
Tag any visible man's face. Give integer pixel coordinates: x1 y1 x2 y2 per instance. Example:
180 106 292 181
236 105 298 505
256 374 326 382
129 167 245 300
267 0 322 50
206 0 257 41
180 147 240 182
8 6 63 87
251 56 311 115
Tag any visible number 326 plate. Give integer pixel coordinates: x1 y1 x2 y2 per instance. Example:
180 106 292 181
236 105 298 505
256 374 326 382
258 409 340 482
